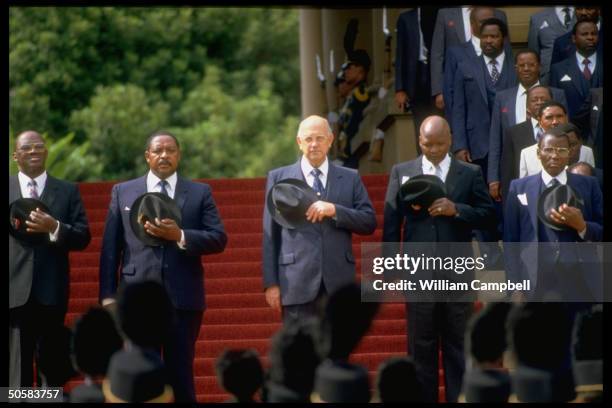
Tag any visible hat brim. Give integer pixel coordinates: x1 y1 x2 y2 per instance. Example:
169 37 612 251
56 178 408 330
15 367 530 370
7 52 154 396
537 184 584 232
102 379 174 403
129 192 182 246
266 178 319 229
399 175 447 209
9 198 52 245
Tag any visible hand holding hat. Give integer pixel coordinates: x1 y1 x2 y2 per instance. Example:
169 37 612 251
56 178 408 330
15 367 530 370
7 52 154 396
9 198 55 245
548 203 586 233
129 192 182 246
537 184 585 232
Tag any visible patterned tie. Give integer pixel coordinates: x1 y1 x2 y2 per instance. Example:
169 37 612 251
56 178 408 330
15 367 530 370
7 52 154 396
535 126 544 142
549 178 560 188
489 59 500 84
582 58 592 81
159 179 169 197
563 7 571 30
28 179 39 199
311 168 325 197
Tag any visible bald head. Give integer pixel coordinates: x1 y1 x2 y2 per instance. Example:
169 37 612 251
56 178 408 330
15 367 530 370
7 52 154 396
296 115 334 168
419 116 451 165
16 130 43 146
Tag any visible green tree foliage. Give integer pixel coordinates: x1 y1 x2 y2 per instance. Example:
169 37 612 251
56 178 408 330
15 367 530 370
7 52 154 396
9 7 300 181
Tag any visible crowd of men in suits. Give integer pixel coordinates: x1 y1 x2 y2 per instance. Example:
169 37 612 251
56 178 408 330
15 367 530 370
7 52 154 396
8 5 604 404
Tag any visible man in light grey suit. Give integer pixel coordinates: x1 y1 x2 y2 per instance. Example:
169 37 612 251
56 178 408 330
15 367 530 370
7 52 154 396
430 6 508 112
527 7 575 82
262 115 377 324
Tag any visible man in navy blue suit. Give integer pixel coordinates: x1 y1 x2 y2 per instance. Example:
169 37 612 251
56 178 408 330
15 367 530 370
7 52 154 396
99 131 228 402
550 6 602 67
503 128 603 301
394 6 442 150
550 18 603 138
262 115 376 324
451 18 517 177
488 50 567 202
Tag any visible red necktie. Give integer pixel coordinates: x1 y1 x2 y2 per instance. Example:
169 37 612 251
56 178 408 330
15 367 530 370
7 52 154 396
582 59 592 81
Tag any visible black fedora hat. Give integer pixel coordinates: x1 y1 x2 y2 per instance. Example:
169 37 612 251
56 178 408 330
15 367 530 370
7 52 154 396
266 178 319 230
537 183 584 231
464 368 511 402
102 347 174 403
313 360 370 403
9 198 52 245
129 192 182 246
399 174 447 208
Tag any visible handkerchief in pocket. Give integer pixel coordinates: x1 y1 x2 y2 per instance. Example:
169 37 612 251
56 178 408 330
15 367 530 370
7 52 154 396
401 176 410 185
560 74 571 82
517 193 528 206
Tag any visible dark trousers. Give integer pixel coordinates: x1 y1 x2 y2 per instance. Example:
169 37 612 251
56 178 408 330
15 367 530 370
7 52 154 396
9 298 66 388
282 284 328 326
406 302 472 402
162 309 203 403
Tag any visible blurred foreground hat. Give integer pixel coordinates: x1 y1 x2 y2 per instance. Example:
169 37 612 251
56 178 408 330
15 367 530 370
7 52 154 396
464 368 511 402
103 348 173 403
572 305 603 391
266 178 318 229
537 183 583 231
9 198 51 245
129 192 181 246
399 174 447 208
314 360 370 403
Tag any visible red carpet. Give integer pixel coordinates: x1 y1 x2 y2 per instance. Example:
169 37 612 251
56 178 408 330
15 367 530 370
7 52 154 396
63 175 451 402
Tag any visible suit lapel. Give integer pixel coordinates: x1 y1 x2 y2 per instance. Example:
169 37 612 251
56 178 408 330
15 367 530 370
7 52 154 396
41 176 59 210
9 176 22 202
445 158 463 199
591 54 603 86
547 10 565 35
325 162 343 204
175 177 189 211
526 175 543 233
453 8 466 43
507 87 518 124
475 56 489 104
567 58 588 98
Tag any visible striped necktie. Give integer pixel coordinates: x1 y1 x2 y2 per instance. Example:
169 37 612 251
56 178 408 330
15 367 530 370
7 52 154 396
28 179 39 199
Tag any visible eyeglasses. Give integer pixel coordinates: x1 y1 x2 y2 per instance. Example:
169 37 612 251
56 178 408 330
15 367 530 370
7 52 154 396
540 147 570 157
18 143 46 152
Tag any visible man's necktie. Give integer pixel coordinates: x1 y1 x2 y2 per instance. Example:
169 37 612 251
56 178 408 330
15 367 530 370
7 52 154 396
563 7 571 30
311 168 325 197
28 179 39 199
582 59 592 81
159 179 169 197
535 126 544 142
435 164 444 181
489 59 500 84
549 178 560 188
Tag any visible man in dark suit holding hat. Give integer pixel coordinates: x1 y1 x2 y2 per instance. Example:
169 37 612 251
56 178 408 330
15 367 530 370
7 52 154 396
503 127 603 302
9 130 91 388
382 115 495 402
262 115 376 324
98 130 227 402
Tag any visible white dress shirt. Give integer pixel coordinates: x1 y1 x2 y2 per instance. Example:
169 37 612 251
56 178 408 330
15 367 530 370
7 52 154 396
462 7 472 42
531 117 542 141
516 82 540 124
301 156 329 190
576 51 597 76
18 171 60 241
483 52 505 78
422 154 451 182
554 6 574 27
146 170 185 248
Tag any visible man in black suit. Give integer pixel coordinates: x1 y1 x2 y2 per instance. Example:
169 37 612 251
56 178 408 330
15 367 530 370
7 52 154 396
383 115 495 402
9 130 91 387
394 6 442 148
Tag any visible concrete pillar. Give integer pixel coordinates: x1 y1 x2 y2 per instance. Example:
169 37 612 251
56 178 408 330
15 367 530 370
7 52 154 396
299 9 326 118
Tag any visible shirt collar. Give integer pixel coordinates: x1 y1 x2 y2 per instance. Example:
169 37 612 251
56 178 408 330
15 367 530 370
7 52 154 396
519 81 540 96
147 170 178 194
541 168 567 186
576 51 596 66
483 51 505 68
422 153 451 173
301 156 329 178
531 117 540 130
18 171 47 193
555 6 574 23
